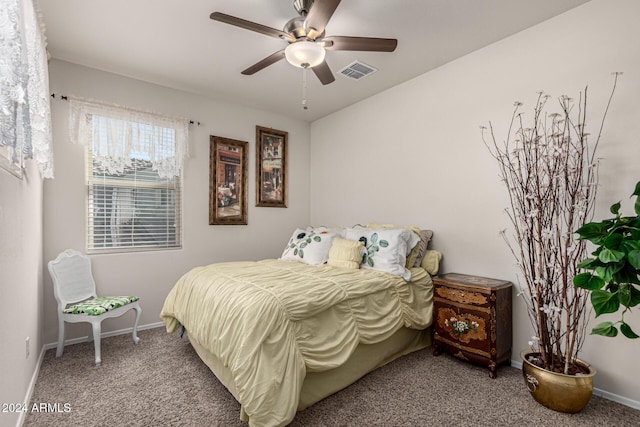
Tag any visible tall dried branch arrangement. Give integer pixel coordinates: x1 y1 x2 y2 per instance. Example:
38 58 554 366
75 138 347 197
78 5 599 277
482 74 619 374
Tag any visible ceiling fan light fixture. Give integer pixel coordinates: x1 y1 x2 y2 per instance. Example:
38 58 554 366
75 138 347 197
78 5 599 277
285 41 325 68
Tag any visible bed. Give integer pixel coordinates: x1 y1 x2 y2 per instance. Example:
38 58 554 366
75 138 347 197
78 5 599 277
160 225 440 427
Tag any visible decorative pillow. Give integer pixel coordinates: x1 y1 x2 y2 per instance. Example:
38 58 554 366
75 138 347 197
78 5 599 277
365 223 426 267
421 249 442 276
412 230 434 268
344 227 420 281
327 237 365 270
64 296 139 316
280 227 338 265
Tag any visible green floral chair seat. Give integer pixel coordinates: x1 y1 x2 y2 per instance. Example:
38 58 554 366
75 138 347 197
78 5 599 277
64 296 140 316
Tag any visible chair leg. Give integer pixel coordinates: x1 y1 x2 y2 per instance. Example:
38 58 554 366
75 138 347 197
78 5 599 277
56 316 65 358
92 322 102 365
132 304 142 345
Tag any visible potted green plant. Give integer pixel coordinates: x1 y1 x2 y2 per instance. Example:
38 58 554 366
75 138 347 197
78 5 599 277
574 180 640 339
482 73 620 413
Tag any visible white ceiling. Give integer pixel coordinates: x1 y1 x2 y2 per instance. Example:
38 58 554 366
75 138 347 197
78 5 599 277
39 0 591 122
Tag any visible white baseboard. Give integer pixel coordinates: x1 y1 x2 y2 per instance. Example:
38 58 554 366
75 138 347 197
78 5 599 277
510 358 640 411
17 322 165 427
593 388 640 411
16 344 47 427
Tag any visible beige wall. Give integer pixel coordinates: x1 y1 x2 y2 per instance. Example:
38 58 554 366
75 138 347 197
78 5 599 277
0 160 43 427
43 60 311 345
310 0 640 405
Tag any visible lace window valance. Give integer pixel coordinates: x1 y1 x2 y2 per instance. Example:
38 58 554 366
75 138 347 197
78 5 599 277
68 98 189 179
0 0 53 178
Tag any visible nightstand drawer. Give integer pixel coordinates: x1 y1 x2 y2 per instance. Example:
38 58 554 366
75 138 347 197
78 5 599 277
435 305 491 354
435 285 492 309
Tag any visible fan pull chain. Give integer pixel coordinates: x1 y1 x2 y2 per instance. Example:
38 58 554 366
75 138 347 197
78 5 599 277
302 67 308 110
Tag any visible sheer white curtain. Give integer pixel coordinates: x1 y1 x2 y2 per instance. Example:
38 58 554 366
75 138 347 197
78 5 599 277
68 98 189 179
0 0 53 178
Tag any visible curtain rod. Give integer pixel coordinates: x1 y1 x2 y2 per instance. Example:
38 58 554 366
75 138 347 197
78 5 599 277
50 93 201 126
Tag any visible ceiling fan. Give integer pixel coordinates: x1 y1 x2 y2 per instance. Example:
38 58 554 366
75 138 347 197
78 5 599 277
210 0 398 86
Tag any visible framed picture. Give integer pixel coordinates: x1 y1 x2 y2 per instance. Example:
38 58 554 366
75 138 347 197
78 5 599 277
256 126 288 208
209 135 248 225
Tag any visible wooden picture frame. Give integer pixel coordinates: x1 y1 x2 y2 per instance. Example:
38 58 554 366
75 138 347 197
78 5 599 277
256 126 288 208
209 135 248 225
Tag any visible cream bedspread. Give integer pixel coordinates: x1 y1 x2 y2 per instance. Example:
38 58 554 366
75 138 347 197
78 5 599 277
160 259 433 427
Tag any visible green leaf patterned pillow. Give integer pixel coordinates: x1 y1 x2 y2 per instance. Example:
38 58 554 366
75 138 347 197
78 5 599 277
64 296 139 316
280 227 339 265
344 227 420 281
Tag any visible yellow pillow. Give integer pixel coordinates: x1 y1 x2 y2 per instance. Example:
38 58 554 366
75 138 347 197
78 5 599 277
327 238 364 270
420 250 442 276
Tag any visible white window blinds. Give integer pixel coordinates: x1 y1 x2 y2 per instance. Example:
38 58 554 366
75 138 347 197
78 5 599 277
69 98 188 253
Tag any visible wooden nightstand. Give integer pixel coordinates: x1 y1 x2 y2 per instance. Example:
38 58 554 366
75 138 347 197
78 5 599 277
432 273 512 378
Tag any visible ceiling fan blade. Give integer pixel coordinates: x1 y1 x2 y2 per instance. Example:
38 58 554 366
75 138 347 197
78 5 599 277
312 60 335 85
210 12 295 42
241 50 286 75
304 0 341 37
323 36 398 52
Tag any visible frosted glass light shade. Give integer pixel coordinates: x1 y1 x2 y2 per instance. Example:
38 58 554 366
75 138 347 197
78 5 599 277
285 41 326 68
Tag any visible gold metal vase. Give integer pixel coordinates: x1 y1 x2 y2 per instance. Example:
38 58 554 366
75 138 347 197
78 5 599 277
521 351 596 413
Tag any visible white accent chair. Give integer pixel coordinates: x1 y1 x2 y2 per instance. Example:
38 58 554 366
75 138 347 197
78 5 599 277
48 249 142 365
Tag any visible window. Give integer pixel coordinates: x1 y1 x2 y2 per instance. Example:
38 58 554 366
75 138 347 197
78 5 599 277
86 147 181 252
69 98 188 253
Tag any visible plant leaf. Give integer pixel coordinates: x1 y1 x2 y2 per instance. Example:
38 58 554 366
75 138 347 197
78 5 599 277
591 289 620 316
370 233 378 243
633 181 640 197
618 284 632 307
622 240 640 254
629 284 640 308
577 257 599 269
576 222 610 241
598 248 626 263
595 264 619 283
573 272 605 290
628 249 640 270
379 240 389 248
620 322 640 339
591 321 618 337
610 201 621 215
603 233 623 250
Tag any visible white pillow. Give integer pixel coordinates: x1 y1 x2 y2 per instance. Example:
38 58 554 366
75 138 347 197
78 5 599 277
280 227 338 265
343 227 420 281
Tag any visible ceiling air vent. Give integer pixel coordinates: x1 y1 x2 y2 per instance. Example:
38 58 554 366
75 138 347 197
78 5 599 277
339 61 378 80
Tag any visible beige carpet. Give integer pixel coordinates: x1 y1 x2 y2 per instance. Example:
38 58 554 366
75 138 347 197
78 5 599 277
24 327 640 426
